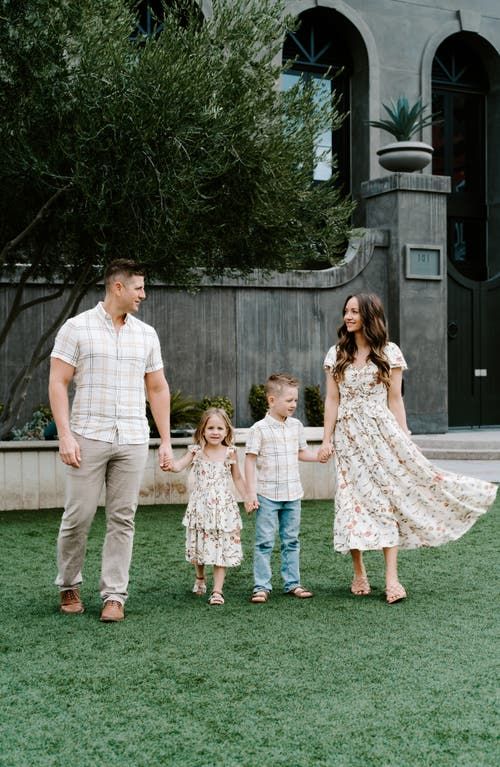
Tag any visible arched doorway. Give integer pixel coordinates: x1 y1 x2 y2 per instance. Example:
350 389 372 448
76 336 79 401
432 33 500 427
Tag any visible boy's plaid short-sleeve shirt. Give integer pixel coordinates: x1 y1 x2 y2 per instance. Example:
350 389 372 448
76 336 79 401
51 302 163 444
245 414 308 501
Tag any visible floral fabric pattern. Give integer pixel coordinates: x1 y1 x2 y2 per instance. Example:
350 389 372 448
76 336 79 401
324 343 497 553
182 445 243 566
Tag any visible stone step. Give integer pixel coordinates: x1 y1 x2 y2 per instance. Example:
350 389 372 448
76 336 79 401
412 433 500 460
418 447 500 461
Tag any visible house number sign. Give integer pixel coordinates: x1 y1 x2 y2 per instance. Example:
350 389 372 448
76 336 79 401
405 244 443 280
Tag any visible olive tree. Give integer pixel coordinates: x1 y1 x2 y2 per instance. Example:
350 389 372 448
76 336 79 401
0 0 354 437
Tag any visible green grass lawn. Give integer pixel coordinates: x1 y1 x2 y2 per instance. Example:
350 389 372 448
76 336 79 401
1 497 498 767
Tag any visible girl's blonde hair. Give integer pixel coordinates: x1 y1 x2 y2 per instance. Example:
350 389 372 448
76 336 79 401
193 408 235 447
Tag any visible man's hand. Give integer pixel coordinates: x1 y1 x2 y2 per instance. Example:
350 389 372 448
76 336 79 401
158 441 174 471
58 434 81 468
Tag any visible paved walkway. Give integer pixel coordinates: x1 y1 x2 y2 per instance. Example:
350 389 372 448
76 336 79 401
413 430 500 483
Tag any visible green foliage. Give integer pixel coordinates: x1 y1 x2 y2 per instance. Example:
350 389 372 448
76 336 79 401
0 0 355 437
10 406 52 441
147 389 202 436
248 383 268 422
199 395 234 421
368 96 441 141
304 384 325 426
0 0 355 287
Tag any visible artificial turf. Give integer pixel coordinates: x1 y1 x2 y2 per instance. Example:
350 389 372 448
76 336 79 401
1 497 498 767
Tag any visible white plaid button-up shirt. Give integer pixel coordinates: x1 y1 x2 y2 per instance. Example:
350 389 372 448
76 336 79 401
245 414 308 501
51 302 163 444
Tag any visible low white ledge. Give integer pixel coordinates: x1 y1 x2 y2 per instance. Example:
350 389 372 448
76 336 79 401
0 429 335 511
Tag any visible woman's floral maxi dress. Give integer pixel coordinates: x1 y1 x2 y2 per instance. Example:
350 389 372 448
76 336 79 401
182 445 243 566
324 342 497 553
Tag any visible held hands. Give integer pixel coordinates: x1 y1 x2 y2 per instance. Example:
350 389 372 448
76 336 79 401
158 442 174 472
244 497 259 514
317 443 334 463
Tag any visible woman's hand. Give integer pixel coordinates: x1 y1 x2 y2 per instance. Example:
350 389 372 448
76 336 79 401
318 442 334 463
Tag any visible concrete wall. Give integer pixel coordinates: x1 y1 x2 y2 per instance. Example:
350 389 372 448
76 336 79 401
0 231 389 430
0 431 335 511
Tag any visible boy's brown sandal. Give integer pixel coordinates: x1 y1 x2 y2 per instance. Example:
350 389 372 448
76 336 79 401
250 590 270 603
286 585 313 599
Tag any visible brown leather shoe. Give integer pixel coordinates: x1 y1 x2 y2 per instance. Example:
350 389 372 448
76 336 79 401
100 600 125 622
60 588 84 614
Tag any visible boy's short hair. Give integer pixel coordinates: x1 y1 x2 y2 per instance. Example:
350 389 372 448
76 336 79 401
104 259 145 289
265 373 300 398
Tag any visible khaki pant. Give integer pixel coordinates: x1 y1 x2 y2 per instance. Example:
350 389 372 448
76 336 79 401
55 434 149 604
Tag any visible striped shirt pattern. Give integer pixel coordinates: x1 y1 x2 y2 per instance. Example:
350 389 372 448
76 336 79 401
245 414 308 501
51 302 163 444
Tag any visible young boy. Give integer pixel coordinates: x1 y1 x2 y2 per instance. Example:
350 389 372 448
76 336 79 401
244 373 329 603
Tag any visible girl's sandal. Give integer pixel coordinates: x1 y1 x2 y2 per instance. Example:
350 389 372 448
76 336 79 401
385 583 407 604
351 576 371 596
208 591 225 606
192 576 207 596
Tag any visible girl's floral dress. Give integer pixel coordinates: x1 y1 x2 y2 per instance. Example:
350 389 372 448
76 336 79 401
182 445 243 566
324 342 497 553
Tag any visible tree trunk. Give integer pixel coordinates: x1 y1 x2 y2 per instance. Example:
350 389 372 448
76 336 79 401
0 259 97 439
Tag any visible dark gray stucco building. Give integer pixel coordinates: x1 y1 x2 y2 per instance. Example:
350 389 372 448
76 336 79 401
1 0 499 433
275 0 500 429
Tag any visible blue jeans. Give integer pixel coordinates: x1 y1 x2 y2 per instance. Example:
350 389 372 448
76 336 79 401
253 495 301 593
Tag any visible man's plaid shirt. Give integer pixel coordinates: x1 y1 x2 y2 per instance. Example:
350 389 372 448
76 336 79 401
51 302 163 444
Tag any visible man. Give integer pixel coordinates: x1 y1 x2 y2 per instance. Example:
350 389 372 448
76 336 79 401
49 259 172 622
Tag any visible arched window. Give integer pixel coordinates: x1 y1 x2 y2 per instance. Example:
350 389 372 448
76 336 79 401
432 35 488 281
282 8 352 192
136 1 166 37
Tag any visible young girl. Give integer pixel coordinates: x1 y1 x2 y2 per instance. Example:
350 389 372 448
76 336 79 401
168 408 247 605
318 293 497 604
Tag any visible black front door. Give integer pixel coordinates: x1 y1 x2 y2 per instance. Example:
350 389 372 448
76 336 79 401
432 34 499 426
448 267 500 426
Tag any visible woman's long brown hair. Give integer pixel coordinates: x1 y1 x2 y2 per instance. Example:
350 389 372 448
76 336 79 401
333 293 391 388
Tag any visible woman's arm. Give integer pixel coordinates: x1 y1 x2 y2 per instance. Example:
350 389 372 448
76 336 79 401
387 367 411 434
318 372 340 461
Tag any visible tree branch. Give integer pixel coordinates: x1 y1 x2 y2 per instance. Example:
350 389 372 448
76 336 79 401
0 258 98 439
0 184 72 269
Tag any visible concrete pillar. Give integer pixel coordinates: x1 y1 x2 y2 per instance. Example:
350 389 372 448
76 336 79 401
361 173 451 433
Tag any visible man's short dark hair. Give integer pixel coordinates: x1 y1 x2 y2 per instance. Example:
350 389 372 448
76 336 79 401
104 259 145 288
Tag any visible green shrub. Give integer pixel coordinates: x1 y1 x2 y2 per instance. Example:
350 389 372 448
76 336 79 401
11 405 53 441
304 385 324 427
199 395 234 421
248 384 267 422
147 390 202 436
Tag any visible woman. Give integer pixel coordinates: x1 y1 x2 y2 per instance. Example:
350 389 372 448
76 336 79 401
318 293 496 603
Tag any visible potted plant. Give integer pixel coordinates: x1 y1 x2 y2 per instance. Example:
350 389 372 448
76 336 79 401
368 96 441 172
